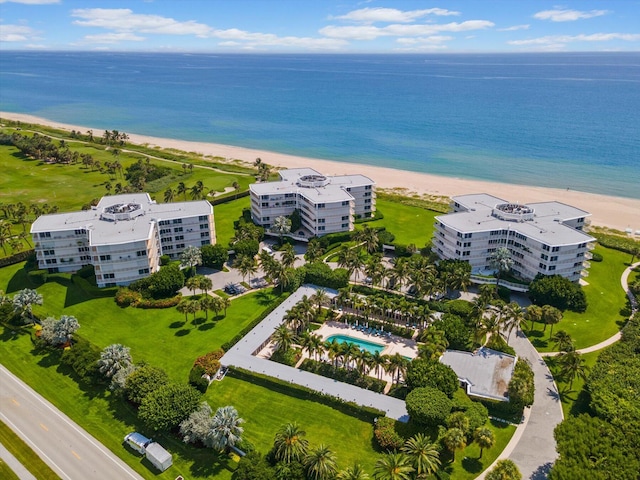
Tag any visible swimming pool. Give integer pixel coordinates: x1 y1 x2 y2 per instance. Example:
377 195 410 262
325 334 385 355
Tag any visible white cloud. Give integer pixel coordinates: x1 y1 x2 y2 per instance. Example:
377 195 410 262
332 7 459 24
509 33 640 46
211 28 346 49
71 8 212 37
396 35 453 45
82 32 145 44
499 24 530 31
0 23 35 41
0 0 59 4
533 9 608 22
320 20 494 40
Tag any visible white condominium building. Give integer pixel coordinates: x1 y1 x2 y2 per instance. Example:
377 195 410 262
250 168 376 237
30 193 214 288
433 194 595 282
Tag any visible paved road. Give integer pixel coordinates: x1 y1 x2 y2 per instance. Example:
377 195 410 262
0 364 144 480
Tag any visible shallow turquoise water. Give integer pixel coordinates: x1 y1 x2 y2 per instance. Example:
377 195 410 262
325 334 385 355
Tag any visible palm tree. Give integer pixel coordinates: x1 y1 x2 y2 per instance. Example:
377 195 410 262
386 353 409 385
177 181 187 200
304 444 338 480
196 275 213 296
186 276 201 296
525 304 543 331
443 428 466 462
474 427 495 459
97 344 132 378
485 459 522 480
221 296 231 316
354 224 379 254
489 247 514 286
12 288 43 323
373 453 414 480
557 350 589 389
180 246 202 275
232 181 240 199
164 188 175 203
502 302 525 342
337 463 370 480
371 350 388 380
186 298 201 321
176 299 191 322
207 406 244 451
279 243 298 269
273 423 309 463
272 215 292 244
551 330 574 352
541 304 563 337
190 181 207 200
326 339 343 369
304 238 325 263
311 288 329 312
199 295 214 321
401 433 440 476
272 324 294 353
234 254 258 284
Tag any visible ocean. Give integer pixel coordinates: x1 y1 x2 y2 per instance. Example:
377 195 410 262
1 52 639 199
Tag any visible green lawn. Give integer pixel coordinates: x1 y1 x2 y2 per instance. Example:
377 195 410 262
545 349 601 418
0 420 60 480
364 198 438 247
213 197 251 248
0 262 283 382
524 246 631 352
0 461 19 480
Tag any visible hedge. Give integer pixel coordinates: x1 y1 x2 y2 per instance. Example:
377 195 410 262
0 249 34 267
228 367 385 422
374 416 404 449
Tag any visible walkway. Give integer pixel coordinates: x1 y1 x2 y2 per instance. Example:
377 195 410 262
220 285 409 421
0 364 144 480
539 261 639 357
0 442 37 480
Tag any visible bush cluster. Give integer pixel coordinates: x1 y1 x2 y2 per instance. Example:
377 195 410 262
201 243 229 269
299 359 386 393
508 359 535 409
60 336 101 383
405 387 452 427
405 358 459 397
300 262 350 290
125 365 169 405
373 417 404 450
193 350 224 376
128 264 185 299
138 382 202 432
188 365 209 393
529 274 587 312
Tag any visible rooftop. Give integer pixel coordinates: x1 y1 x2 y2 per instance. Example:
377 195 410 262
31 193 212 246
440 347 516 402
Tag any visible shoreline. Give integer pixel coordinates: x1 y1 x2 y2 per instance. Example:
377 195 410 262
2 111 639 232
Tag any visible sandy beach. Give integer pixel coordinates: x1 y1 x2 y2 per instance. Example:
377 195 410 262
2 111 639 232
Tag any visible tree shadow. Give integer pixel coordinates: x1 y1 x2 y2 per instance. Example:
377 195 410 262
169 321 186 329
530 462 553 479
175 329 191 337
462 456 484 473
198 323 215 331
191 317 207 326
6 267 33 293
531 338 549 348
254 289 276 306
569 389 592 416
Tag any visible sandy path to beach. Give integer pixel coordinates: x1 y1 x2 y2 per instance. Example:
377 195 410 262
2 111 639 232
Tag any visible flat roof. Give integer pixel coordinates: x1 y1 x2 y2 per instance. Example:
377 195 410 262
250 168 374 204
440 348 516 402
145 442 171 462
453 193 507 210
31 194 212 246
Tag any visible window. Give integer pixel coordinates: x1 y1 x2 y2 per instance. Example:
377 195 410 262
99 254 111 261
576 252 584 258
136 250 146 257
550 256 558 261
175 235 184 241
261 202 269 207
542 244 550 251
200 224 209 230
364 205 370 211
364 199 371 204
577 217 584 223
176 243 185 249
172 219 182 224
541 253 548 260
346 187 351 192
464 233 472 239
104 273 115 279
162 236 173 242
44 249 55 256
159 220 169 226
317 203 325 209
463 242 471 247
78 246 89 253
365 185 372 190
174 227 183 233
552 246 560 252
164 245 173 251
285 193 295 198
318 226 325 231
198 215 208 221
342 215 349 221
138 268 150 275
342 223 349 228
318 219 325 224
261 195 269 200
463 251 470 257
74 229 86 235
342 201 350 206
45 259 57 264
200 231 209 238
539 262 547 269
549 266 556 271
160 228 171 235
105 283 116 288
364 192 371 197
457 232 463 238
40 232 51 238
201 240 209 246
80 255 91 261
261 217 270 222
574 262 582 267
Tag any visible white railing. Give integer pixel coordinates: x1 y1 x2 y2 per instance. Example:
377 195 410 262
470 275 530 292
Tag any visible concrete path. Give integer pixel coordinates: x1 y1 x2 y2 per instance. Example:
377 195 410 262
0 364 143 480
476 328 564 480
539 261 639 357
0 442 37 480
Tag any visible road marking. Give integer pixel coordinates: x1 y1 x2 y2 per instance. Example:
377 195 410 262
11 398 20 406
39 423 49 432
71 450 81 460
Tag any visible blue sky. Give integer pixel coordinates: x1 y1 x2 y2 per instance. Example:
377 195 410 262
1 0 639 53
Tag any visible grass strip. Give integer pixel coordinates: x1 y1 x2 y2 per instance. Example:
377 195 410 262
0 420 61 480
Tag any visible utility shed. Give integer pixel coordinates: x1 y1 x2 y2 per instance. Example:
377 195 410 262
145 442 172 472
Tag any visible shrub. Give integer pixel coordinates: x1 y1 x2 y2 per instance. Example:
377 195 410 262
28 269 48 285
138 383 201 432
451 401 489 434
201 243 229 269
302 262 349 289
299 359 386 393
148 264 185 299
188 365 210 393
115 287 142 307
485 334 517 356
193 350 224 376
233 239 259 257
125 365 169 405
60 336 101 383
160 254 171 266
528 274 587 312
447 300 473 319
433 313 473 351
590 252 603 262
405 387 452 427
76 264 95 278
405 358 459 397
374 417 404 450
497 286 511 303
137 295 182 309
508 359 535 408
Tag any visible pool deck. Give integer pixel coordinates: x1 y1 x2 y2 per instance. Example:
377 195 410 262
221 284 409 421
